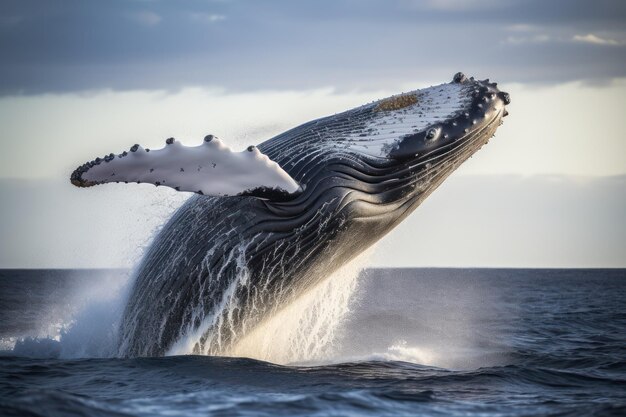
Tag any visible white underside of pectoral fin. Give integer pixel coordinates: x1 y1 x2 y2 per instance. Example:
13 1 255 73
71 137 301 199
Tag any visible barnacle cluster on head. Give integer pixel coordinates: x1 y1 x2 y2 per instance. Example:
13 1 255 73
375 93 418 112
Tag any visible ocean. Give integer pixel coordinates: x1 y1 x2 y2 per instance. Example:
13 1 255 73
0 268 624 416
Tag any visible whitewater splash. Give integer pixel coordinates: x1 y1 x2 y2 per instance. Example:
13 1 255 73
5 266 516 371
8 243 369 364
226 251 370 364
167 250 371 364
8 269 131 359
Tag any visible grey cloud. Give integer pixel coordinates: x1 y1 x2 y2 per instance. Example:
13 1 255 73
573 33 625 46
0 0 625 95
188 12 226 23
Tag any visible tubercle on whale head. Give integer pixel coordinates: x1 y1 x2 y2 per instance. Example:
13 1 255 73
387 72 510 161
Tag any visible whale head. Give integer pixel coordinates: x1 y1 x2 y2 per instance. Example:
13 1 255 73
257 73 511 219
339 72 510 164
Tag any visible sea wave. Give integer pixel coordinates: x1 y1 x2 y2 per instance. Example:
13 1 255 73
1 268 625 416
1 355 625 417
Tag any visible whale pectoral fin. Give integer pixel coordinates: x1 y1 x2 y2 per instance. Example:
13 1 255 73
70 136 302 199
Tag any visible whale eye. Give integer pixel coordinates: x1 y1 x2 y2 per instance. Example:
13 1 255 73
425 127 439 142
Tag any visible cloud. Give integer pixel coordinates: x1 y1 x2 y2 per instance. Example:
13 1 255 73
189 12 225 23
128 11 162 26
0 0 626 94
503 34 551 44
573 33 623 46
505 23 538 32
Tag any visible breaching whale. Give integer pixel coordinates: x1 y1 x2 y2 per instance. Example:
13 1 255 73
71 73 510 357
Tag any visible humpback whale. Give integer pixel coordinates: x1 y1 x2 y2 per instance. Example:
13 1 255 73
71 73 510 357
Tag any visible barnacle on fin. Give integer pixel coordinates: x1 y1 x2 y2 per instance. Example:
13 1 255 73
375 93 418 111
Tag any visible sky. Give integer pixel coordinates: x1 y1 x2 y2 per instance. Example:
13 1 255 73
0 0 625 268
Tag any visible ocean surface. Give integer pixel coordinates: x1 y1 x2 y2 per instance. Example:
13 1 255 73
0 268 625 416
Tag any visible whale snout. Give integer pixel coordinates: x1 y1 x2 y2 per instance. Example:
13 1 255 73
389 73 510 160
